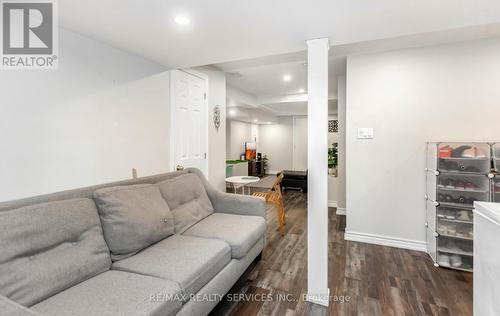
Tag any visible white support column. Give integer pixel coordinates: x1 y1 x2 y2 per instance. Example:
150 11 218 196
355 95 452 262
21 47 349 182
306 37 330 307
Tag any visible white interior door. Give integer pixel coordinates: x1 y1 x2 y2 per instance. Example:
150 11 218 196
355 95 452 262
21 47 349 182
170 70 208 175
293 116 308 171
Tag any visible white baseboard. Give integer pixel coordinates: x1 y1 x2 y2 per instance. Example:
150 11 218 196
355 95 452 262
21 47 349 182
328 200 337 208
305 288 330 307
344 230 426 252
328 202 346 215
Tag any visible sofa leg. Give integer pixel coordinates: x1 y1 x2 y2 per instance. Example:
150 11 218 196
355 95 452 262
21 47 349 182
256 252 263 262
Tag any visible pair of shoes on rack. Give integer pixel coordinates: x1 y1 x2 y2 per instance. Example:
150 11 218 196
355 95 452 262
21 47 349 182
438 178 478 190
438 253 461 267
437 178 453 188
443 239 472 253
438 224 456 235
456 229 473 239
438 193 477 205
440 252 463 268
461 257 473 270
458 195 477 205
439 146 453 158
450 145 487 159
440 209 470 221
459 241 473 253
456 180 478 190
443 240 461 252
450 255 463 268
439 253 451 266
437 178 454 188
439 160 481 172
456 210 472 221
439 224 473 239
444 211 456 219
438 193 453 203
495 182 500 193
437 209 455 219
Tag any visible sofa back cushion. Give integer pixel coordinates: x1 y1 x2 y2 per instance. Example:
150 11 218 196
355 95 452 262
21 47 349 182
157 173 214 233
0 198 111 307
93 184 174 261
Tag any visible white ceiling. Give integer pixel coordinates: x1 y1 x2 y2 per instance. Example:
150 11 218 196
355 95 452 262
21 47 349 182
263 100 338 117
219 22 500 119
219 51 345 119
60 0 500 69
224 61 307 97
220 57 346 99
60 0 500 120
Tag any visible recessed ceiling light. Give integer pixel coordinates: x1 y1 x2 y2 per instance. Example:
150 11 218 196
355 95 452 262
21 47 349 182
253 119 258 123
229 109 236 116
298 88 305 93
174 15 191 25
283 74 292 82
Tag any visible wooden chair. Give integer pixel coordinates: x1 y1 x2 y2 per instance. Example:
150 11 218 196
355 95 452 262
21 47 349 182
252 172 286 235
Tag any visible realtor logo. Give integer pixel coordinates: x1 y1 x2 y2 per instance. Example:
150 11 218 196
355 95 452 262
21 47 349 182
1 0 58 69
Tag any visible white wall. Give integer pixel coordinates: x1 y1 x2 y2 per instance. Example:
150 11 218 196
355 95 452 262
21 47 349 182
257 115 337 175
258 116 294 173
226 120 253 160
335 77 347 212
0 29 167 201
0 29 228 201
346 37 500 247
292 117 308 171
227 116 296 173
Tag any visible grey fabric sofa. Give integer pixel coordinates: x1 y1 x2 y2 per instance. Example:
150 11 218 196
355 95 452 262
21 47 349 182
0 168 266 316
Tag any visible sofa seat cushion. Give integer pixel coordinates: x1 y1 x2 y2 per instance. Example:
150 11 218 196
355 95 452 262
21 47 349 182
183 213 266 259
112 235 230 297
156 173 214 234
0 295 43 316
31 271 182 316
0 198 111 307
93 184 175 261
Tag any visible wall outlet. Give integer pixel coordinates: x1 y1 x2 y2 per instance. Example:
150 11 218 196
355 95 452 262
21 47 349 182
357 128 374 139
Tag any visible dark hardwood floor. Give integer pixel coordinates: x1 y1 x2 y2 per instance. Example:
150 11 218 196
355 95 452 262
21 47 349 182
211 191 473 316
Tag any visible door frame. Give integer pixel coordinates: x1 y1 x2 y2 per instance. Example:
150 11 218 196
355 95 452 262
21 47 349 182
169 68 209 179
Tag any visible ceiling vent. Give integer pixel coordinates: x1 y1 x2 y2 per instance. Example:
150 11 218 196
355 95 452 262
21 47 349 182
228 72 243 78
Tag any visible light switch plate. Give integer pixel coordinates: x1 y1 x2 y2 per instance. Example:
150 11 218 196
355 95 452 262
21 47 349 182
357 128 374 139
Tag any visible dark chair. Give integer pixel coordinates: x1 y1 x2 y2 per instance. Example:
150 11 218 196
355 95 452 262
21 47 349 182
281 170 308 193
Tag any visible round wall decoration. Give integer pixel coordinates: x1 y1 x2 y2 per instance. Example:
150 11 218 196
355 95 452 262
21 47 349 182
213 105 221 131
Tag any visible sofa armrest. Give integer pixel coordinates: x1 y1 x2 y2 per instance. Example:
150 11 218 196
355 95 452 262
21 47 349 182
0 295 43 316
186 168 266 219
208 190 266 219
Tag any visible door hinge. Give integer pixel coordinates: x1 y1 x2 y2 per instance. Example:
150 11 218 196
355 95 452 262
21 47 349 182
204 92 207 100
204 152 207 159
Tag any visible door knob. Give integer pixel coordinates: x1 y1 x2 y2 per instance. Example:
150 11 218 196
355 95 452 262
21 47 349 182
176 165 184 171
